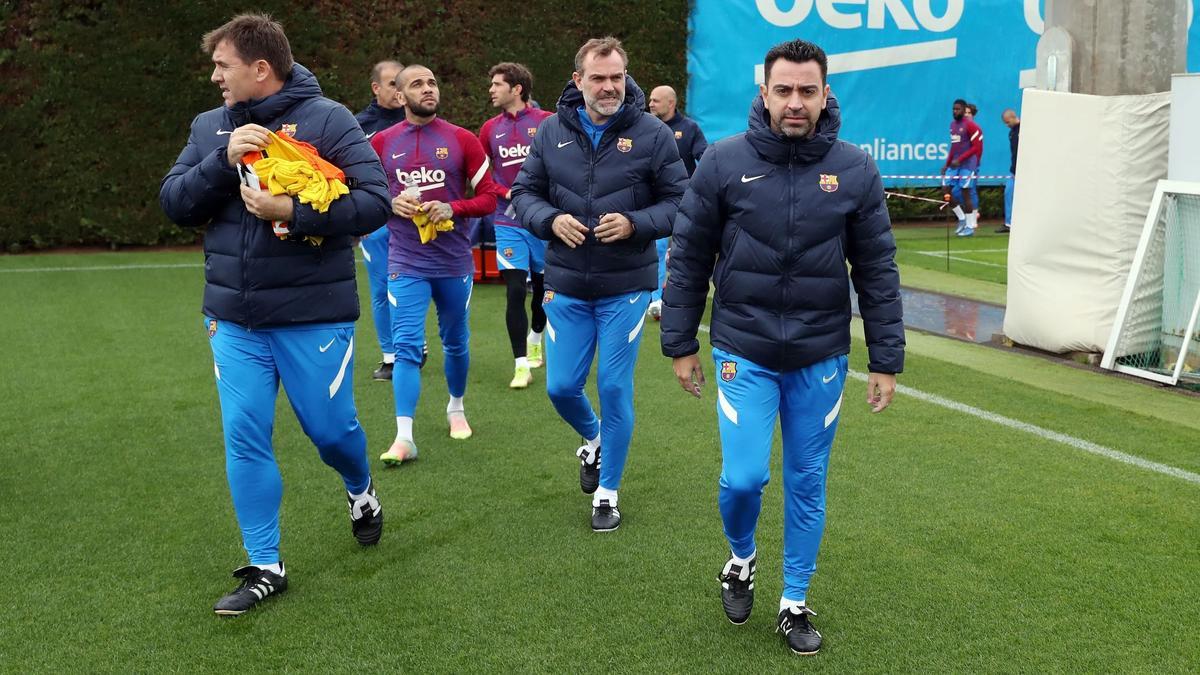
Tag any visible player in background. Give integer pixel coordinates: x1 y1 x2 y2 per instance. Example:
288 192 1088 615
373 65 504 465
940 98 982 237
963 102 982 227
662 39 903 654
160 13 390 615
479 62 554 389
646 84 707 320
999 108 1020 234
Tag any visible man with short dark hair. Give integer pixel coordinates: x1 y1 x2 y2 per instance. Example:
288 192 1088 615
480 62 553 389
647 84 708 319
662 38 903 655
941 98 983 236
355 60 406 381
374 64 504 465
512 36 688 532
160 13 391 616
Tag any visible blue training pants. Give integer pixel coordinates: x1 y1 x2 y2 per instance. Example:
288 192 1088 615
713 348 848 602
360 226 393 358
207 318 371 565
651 237 669 303
543 289 650 491
388 274 473 418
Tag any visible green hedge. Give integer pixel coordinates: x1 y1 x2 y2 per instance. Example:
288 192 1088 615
0 0 689 251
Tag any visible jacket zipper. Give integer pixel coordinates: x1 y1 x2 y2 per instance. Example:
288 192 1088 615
782 152 796 366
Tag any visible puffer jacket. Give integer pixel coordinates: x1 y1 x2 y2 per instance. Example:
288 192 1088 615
661 95 904 373
160 64 389 328
510 76 688 299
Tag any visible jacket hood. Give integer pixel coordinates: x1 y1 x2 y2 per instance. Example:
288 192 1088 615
227 63 323 127
746 93 841 164
556 74 647 133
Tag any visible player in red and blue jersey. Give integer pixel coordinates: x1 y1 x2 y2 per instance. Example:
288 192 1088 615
940 98 983 236
479 62 554 390
370 65 504 465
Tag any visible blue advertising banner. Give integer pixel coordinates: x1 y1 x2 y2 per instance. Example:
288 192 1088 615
687 0 1200 186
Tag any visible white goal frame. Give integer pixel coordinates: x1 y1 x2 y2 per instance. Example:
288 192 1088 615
1101 180 1200 385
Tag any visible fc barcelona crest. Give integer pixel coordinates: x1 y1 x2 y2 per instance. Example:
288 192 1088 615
616 137 633 153
543 290 555 303
279 123 297 135
207 320 218 338
436 147 450 160
720 360 737 382
674 130 683 140
818 174 839 193
527 127 537 137
503 247 514 258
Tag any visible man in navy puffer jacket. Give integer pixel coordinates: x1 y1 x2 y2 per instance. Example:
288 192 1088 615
511 36 688 532
661 39 904 655
159 14 390 617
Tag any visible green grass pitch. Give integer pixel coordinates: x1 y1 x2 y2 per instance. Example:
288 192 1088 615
1 249 1197 672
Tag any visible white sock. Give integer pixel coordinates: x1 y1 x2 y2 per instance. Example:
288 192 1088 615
349 484 372 501
528 330 542 345
593 486 618 507
966 212 978 229
382 353 395 364
952 205 965 220
586 433 601 453
732 549 756 566
447 396 465 414
780 597 806 613
515 356 528 369
395 416 413 442
972 209 980 218
258 562 284 576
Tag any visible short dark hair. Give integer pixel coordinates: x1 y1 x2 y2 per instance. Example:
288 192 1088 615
966 102 978 115
395 64 432 87
371 60 404 85
202 14 293 80
489 62 533 102
575 36 628 74
763 39 827 84
953 98 968 107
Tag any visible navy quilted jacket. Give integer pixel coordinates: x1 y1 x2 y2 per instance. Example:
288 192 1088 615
160 65 389 328
510 76 688 300
661 95 904 373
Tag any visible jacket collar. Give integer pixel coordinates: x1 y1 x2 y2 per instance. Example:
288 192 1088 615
555 75 646 135
745 93 840 165
226 64 322 128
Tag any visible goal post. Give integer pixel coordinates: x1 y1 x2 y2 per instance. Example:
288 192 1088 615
1102 180 1200 385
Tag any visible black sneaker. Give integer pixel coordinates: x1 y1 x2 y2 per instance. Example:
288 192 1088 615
576 443 600 494
718 555 756 624
777 606 822 655
995 225 1011 233
591 499 621 532
348 479 383 546
420 343 429 369
213 565 287 616
372 361 394 381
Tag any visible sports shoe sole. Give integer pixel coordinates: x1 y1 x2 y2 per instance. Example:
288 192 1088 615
592 522 620 533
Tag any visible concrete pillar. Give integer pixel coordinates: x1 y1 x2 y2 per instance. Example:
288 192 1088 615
1044 0 1188 95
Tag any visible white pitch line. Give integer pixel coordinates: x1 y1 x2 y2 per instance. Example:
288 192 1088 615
0 263 203 273
845 370 1200 486
911 251 1006 268
912 248 1009 254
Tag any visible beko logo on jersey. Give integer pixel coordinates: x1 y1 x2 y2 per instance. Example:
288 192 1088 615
756 0 963 32
497 144 530 159
395 167 447 185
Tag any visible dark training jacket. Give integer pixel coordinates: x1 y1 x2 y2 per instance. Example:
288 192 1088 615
160 65 390 328
510 76 688 300
661 95 905 374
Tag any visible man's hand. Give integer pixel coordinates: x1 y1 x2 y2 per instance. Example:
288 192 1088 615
552 213 588 248
595 212 633 243
421 200 454 222
673 355 705 399
939 166 947 176
240 185 294 222
392 193 420 218
949 159 961 169
226 124 272 166
866 372 896 413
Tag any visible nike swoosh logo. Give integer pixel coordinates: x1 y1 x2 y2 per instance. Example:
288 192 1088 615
557 140 574 148
364 131 377 139
495 133 507 139
629 293 643 304
392 153 406 159
318 338 336 353
216 130 232 135
822 369 838 384
741 174 766 183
